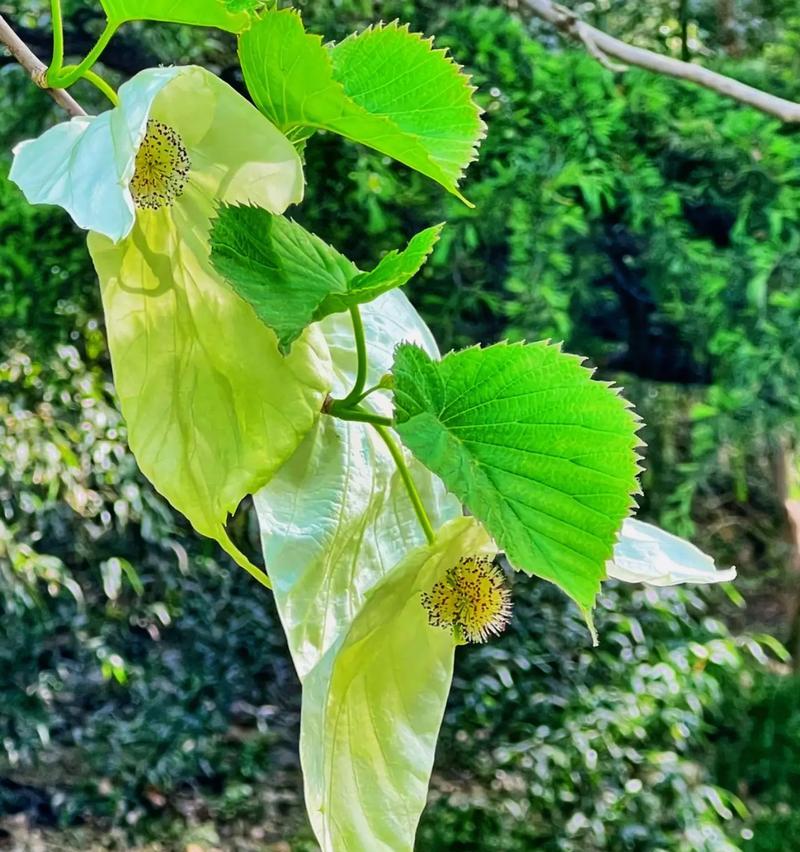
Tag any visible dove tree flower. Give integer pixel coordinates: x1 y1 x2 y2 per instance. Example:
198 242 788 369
10 66 333 580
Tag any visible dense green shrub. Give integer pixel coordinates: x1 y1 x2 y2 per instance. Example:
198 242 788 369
0 329 784 849
0 159 97 349
712 666 800 851
419 582 776 852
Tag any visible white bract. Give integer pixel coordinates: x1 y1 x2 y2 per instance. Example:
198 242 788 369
10 65 303 241
608 518 737 586
257 290 461 674
255 291 472 851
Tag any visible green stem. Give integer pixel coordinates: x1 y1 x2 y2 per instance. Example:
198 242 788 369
352 382 385 405
326 302 433 543
80 68 119 106
339 305 368 408
47 19 118 89
373 424 435 545
328 404 392 427
49 0 65 80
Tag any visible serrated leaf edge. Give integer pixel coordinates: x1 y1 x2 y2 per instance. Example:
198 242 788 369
329 18 486 201
392 338 645 635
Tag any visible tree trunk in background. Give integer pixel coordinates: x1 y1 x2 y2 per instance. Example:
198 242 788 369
679 0 690 61
716 0 742 56
774 438 800 669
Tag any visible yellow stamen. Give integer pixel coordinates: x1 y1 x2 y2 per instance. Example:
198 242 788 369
421 555 512 644
130 119 190 210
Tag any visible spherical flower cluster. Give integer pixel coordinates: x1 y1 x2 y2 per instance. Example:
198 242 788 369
421 554 512 643
129 119 191 210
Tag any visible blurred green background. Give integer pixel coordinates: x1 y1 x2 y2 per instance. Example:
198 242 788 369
3 1 800 849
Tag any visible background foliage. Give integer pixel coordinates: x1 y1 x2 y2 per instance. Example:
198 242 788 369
3 0 800 849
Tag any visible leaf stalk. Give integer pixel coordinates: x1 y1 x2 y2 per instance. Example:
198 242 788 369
328 404 393 427
46 6 118 90
337 305 369 408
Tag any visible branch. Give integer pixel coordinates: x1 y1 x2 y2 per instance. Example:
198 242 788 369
0 14 85 117
521 0 800 123
9 15 159 78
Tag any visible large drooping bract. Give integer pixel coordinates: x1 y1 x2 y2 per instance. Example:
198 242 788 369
254 291 485 851
10 66 332 577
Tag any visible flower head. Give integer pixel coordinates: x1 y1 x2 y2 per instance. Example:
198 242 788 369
421 554 512 643
129 119 191 210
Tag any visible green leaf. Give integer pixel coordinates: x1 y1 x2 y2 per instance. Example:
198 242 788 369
255 293 468 850
87 213 332 580
210 204 354 353
393 342 642 623
321 225 443 316
238 9 485 203
223 0 262 12
210 203 441 352
100 0 251 30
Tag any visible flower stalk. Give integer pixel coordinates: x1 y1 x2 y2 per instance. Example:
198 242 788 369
338 305 369 408
374 424 436 545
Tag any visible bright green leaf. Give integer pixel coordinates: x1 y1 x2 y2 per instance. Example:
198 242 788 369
100 0 251 30
210 203 441 351
255 293 467 849
393 342 642 623
320 224 443 316
210 204 354 353
238 8 485 202
223 0 262 12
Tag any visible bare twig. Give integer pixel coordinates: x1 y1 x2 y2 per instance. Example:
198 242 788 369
521 0 800 123
0 14 85 117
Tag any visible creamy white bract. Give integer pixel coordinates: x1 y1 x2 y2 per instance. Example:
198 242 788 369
608 518 737 586
11 65 303 240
